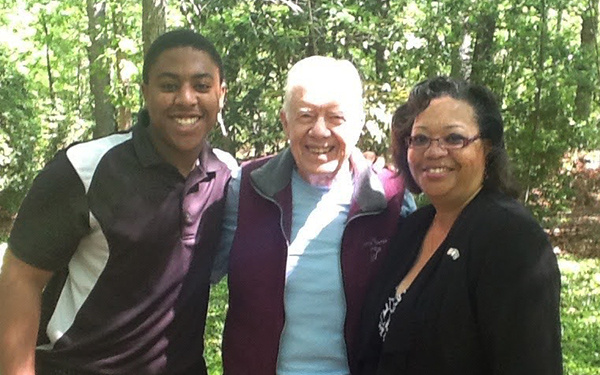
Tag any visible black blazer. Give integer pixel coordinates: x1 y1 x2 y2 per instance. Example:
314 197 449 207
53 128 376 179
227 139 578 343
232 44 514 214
357 190 562 375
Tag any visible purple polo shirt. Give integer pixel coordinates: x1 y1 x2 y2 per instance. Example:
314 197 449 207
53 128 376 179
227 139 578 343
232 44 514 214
9 114 234 375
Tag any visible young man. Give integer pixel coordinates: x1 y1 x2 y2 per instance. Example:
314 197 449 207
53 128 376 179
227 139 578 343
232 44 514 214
0 30 235 375
215 56 416 374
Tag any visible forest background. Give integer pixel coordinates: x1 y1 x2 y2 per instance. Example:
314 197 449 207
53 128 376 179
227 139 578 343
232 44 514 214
0 0 598 374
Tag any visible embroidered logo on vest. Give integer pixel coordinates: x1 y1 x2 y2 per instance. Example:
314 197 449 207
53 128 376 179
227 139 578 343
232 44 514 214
364 237 388 261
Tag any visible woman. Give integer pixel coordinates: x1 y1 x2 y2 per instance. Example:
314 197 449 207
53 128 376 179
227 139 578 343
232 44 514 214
358 77 562 375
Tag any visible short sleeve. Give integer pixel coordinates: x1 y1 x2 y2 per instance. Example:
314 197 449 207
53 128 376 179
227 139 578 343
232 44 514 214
8 151 89 271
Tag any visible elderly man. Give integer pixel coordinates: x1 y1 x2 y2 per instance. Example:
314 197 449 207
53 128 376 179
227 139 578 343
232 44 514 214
214 56 415 374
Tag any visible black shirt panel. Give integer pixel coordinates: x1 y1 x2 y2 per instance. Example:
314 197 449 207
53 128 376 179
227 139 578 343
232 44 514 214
9 151 89 270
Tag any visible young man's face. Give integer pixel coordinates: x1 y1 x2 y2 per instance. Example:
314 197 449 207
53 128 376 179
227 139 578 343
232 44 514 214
142 46 226 169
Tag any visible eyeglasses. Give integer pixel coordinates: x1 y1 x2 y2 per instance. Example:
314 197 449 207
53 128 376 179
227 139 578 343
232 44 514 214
405 134 480 150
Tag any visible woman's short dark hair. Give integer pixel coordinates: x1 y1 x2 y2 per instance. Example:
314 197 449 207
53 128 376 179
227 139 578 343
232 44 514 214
142 29 224 84
392 76 520 198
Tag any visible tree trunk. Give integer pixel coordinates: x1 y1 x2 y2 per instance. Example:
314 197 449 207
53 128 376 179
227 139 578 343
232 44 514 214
574 0 599 121
113 5 133 130
449 21 466 78
374 1 390 81
143 0 167 55
524 0 548 203
306 0 318 55
87 0 115 138
534 0 547 119
470 5 497 85
40 12 55 104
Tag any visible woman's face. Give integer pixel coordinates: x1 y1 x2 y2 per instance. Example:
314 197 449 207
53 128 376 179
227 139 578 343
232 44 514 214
408 96 487 209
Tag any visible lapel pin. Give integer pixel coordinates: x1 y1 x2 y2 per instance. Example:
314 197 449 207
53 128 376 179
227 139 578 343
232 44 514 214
447 247 460 260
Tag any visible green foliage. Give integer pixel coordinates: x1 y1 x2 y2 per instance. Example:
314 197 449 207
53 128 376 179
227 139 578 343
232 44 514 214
559 254 600 374
174 0 600 219
205 278 228 374
0 0 94 212
25 1 94 158
188 1 310 158
0 46 43 212
0 0 140 212
105 0 144 113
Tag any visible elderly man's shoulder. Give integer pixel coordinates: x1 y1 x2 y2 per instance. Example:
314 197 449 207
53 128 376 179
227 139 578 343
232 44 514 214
373 167 407 197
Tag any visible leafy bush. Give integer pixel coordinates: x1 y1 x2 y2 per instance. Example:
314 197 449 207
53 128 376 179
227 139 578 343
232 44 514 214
0 47 43 213
560 255 600 374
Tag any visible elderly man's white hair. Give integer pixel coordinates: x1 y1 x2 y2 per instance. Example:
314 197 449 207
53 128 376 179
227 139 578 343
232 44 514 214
282 56 364 118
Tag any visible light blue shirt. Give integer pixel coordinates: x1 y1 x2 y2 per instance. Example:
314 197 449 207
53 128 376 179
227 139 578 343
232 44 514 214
276 169 353 374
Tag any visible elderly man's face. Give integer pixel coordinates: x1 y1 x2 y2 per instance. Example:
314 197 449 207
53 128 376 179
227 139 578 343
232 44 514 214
281 84 363 185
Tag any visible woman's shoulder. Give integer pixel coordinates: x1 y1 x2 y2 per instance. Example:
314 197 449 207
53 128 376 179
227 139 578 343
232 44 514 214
471 191 541 231
467 191 552 259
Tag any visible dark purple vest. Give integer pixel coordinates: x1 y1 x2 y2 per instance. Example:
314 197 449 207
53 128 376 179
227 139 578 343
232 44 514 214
223 156 405 375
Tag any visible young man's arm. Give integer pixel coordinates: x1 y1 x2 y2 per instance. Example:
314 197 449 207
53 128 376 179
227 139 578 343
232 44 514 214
0 249 53 375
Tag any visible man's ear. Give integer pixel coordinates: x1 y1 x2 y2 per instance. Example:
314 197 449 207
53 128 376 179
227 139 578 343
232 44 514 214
141 83 148 103
219 82 228 110
280 109 290 137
